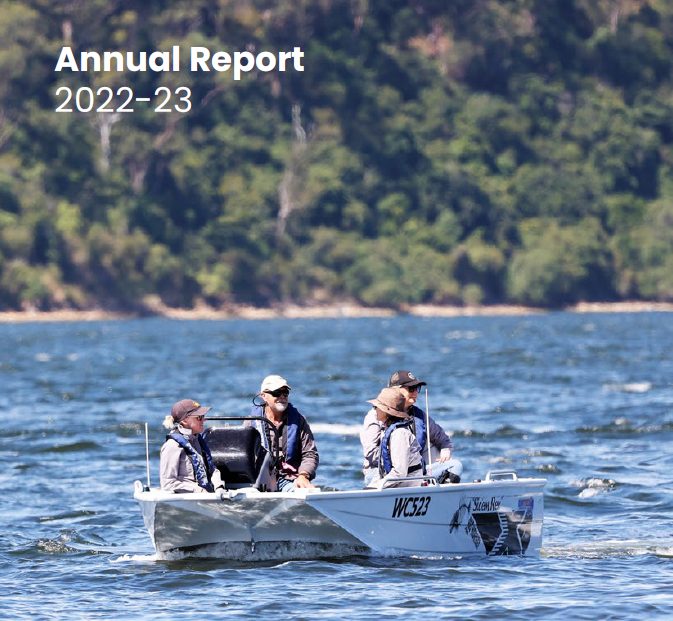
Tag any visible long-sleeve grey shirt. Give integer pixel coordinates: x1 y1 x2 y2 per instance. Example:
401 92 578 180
360 407 453 471
160 425 224 493
382 424 424 487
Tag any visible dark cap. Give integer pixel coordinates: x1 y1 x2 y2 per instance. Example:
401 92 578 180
367 387 409 419
171 399 211 423
388 370 427 389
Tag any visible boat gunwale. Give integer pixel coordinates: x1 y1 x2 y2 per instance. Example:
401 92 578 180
134 476 547 505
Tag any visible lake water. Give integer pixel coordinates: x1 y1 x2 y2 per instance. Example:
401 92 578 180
2 313 673 619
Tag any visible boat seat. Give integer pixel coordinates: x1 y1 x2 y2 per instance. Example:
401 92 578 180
206 426 270 489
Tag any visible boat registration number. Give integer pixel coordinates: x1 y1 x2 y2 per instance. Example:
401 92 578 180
392 495 431 518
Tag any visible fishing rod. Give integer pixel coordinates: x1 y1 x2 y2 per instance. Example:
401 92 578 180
144 422 151 491
424 387 432 472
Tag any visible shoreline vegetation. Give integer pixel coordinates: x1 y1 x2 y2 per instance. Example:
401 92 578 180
4 4 673 317
2 300 673 323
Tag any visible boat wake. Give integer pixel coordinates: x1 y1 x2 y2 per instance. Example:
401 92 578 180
543 539 670 559
157 541 370 562
112 553 160 563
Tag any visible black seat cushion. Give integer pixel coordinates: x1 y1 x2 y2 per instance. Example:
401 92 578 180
206 427 265 484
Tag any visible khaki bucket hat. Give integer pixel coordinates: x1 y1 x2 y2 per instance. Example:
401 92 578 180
367 387 409 418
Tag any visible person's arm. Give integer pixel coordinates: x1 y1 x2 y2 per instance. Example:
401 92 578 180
295 416 319 488
160 441 204 493
360 409 384 468
428 415 453 460
386 428 412 479
210 464 226 491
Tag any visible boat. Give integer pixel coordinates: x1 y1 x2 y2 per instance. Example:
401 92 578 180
134 418 545 561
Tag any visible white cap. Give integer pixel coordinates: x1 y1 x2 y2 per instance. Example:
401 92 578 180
260 374 291 393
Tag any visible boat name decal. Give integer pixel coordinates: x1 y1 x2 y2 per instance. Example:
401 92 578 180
391 495 431 519
470 496 502 512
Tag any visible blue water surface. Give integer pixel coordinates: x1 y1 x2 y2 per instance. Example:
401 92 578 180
1 312 673 619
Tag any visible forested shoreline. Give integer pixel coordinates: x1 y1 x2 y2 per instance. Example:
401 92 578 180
2 1 673 312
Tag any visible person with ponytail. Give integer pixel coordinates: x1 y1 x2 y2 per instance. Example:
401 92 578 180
159 399 226 493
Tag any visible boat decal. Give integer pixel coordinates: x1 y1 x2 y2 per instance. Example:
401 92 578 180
391 495 431 518
449 496 535 555
471 496 534 556
470 496 502 512
449 500 482 550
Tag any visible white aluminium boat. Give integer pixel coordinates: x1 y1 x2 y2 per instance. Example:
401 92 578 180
134 419 545 561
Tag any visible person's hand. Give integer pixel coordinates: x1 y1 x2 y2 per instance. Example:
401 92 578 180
295 473 315 488
438 448 452 462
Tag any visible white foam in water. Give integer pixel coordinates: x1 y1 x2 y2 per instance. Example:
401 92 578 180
603 381 652 393
573 477 615 498
112 553 159 563
530 425 558 433
311 423 360 436
544 539 655 559
156 541 369 562
445 330 480 340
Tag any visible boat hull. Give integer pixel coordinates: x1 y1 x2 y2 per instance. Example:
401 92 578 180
134 477 545 560
135 483 365 559
307 479 544 557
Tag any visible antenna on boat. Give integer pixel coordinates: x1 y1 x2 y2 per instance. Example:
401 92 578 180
144 422 151 491
424 387 432 473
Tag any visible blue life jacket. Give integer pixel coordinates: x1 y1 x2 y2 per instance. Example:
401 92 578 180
250 404 302 467
379 418 424 476
168 432 216 492
409 405 427 453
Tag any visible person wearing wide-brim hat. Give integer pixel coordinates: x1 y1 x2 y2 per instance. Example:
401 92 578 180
160 398 226 494
364 387 424 488
360 370 462 487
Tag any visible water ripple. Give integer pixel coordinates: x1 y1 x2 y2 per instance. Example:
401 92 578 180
2 314 673 618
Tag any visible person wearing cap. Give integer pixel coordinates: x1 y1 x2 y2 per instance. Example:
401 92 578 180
248 375 319 491
160 398 226 494
365 387 424 488
360 370 461 486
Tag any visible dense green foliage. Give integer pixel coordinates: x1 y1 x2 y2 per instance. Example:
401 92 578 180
1 0 673 311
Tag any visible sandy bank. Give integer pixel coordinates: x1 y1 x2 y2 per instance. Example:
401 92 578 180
1 300 673 323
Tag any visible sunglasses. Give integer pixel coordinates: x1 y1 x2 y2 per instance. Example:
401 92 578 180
407 385 422 393
187 413 206 421
265 388 289 398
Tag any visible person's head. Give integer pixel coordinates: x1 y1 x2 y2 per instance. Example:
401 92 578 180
259 374 291 414
367 387 409 425
163 398 211 432
388 370 427 409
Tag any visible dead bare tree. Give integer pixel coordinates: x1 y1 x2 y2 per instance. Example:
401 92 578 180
276 104 307 239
